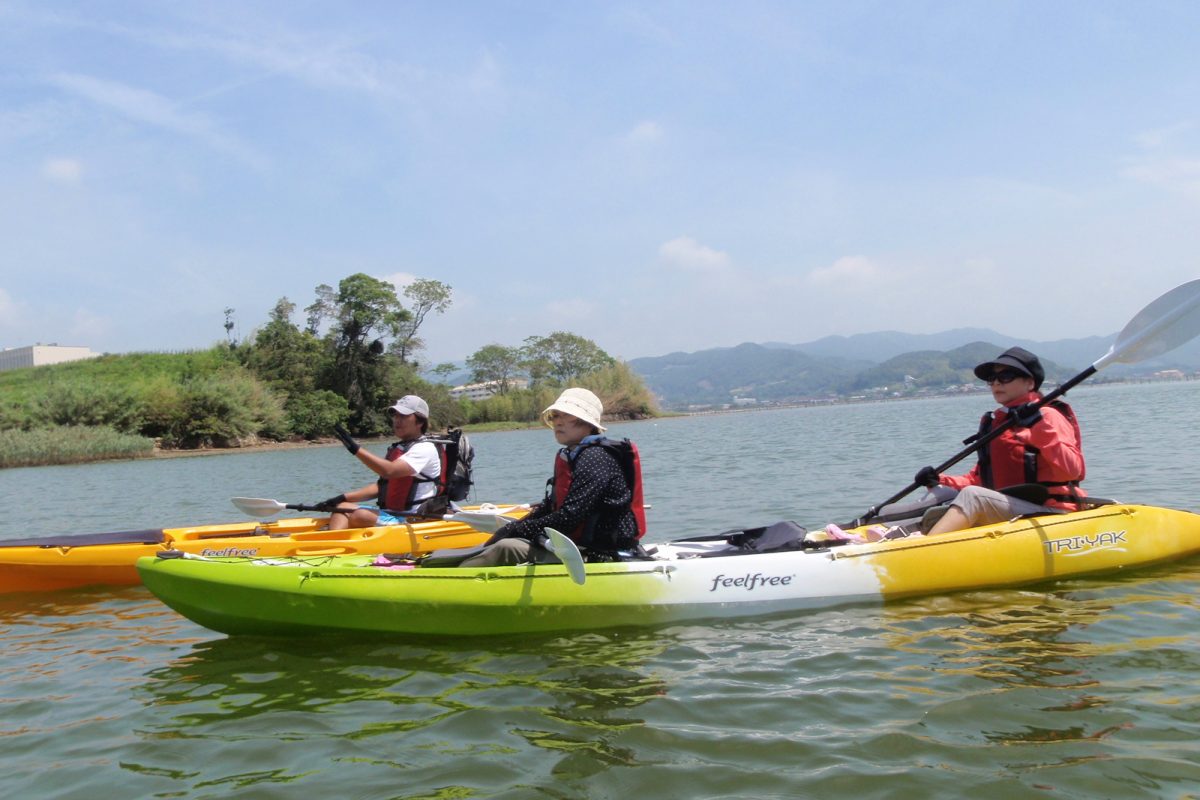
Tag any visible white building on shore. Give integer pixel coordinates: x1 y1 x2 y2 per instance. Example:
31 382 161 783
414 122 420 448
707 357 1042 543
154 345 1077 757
0 344 100 372
449 378 529 400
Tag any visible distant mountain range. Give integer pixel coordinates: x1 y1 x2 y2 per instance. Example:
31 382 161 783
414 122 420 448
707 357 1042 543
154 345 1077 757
761 328 1113 366
424 327 1200 410
628 329 1200 409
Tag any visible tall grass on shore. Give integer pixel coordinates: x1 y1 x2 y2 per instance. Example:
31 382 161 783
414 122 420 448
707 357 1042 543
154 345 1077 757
0 425 155 469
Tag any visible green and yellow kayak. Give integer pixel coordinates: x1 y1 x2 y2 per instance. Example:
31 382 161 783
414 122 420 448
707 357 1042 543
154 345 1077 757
136 503 1200 637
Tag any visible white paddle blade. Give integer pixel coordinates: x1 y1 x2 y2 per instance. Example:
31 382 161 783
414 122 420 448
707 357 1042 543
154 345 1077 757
231 497 288 517
544 527 586 585
446 510 517 534
1096 279 1200 369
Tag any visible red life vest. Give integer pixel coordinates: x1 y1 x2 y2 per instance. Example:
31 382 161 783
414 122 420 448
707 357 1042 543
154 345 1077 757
976 399 1086 508
548 437 646 546
377 438 448 512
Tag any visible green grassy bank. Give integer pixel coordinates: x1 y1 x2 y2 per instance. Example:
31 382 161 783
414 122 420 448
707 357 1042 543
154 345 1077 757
0 425 156 469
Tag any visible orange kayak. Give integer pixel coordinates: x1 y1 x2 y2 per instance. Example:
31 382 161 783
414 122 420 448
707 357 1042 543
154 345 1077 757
0 505 522 594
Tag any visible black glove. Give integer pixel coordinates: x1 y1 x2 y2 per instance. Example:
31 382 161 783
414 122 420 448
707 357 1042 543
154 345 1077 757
313 494 347 512
1010 402 1043 428
333 423 360 455
914 465 940 488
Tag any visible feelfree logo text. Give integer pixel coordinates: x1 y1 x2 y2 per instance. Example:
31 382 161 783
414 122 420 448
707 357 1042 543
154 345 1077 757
710 573 795 592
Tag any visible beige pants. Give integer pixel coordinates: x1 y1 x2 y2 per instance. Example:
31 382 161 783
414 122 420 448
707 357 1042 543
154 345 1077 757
458 537 562 568
950 485 1050 528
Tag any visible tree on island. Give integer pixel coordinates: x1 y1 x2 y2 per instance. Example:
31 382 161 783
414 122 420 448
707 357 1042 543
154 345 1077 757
394 278 453 364
521 331 616 385
466 344 524 394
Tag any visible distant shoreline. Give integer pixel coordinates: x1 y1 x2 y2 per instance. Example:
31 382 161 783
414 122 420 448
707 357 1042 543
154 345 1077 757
8 377 1193 468
674 375 1198 416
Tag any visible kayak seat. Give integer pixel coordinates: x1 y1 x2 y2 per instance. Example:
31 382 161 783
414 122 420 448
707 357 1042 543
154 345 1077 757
1 529 168 549
417 545 488 567
1079 496 1118 509
671 520 809 557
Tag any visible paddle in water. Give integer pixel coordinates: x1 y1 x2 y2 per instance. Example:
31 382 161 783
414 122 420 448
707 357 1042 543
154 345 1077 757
851 278 1200 526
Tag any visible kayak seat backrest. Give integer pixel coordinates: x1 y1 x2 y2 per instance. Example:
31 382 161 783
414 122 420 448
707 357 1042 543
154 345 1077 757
1079 496 1118 509
723 520 809 555
667 521 810 557
0 529 168 549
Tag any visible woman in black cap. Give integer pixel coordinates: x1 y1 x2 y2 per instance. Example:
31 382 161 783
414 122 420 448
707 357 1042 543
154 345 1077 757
913 346 1087 535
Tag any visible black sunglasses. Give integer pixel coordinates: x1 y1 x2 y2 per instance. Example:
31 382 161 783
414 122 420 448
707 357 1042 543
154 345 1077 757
986 370 1024 385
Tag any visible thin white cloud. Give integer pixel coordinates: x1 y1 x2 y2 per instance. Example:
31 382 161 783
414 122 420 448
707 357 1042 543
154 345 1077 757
626 120 663 143
1134 122 1194 150
378 272 418 292
806 255 886 289
659 236 730 273
77 17 431 103
3 6 431 103
42 157 83 182
467 50 503 95
68 307 112 341
0 103 71 146
607 8 679 47
1123 157 1200 198
48 72 264 166
206 35 421 98
546 298 595 319
1123 123 1200 199
0 288 31 343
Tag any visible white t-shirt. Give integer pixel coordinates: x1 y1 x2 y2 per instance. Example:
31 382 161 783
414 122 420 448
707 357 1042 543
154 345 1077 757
397 440 442 507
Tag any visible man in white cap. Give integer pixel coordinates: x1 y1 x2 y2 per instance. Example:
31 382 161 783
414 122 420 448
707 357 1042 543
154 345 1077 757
460 387 644 567
320 394 445 529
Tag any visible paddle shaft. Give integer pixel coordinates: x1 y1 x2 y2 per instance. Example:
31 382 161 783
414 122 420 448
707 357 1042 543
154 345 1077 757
231 497 513 534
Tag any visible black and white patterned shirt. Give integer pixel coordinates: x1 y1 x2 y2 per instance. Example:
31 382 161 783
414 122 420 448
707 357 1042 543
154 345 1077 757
499 444 638 552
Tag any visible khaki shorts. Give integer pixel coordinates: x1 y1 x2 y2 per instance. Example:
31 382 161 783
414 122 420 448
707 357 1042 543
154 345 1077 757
949 485 1050 528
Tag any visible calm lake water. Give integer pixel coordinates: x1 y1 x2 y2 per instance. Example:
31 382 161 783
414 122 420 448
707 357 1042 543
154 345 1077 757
3 381 1200 799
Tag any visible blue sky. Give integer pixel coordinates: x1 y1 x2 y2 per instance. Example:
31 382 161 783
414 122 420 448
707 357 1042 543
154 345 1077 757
2 1 1198 365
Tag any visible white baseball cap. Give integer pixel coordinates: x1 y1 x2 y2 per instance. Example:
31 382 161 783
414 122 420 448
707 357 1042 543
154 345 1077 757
388 395 429 419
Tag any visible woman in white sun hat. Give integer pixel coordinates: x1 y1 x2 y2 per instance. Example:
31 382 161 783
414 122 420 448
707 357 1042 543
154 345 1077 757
461 387 645 567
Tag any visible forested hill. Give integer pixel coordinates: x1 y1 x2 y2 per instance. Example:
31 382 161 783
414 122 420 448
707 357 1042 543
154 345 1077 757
629 330 1200 409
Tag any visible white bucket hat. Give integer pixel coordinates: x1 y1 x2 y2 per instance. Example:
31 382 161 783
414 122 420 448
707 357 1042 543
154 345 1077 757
542 388 605 432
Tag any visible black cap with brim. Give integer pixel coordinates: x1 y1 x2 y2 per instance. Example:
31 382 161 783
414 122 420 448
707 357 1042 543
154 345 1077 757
973 346 1045 389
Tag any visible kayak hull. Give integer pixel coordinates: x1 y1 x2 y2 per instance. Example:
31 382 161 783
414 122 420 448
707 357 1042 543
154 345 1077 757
136 504 1200 637
0 508 517 594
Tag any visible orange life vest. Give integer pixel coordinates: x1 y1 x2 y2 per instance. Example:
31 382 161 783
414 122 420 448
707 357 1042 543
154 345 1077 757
976 399 1086 508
